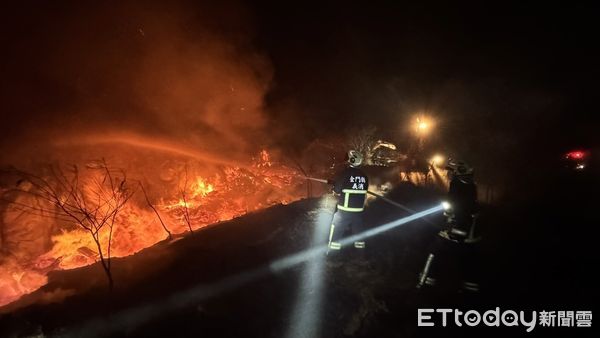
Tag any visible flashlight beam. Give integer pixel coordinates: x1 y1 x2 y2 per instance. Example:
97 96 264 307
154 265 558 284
64 204 443 337
366 190 437 226
337 204 443 249
269 204 443 271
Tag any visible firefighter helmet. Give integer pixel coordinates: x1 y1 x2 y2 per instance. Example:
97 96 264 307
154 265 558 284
347 150 364 167
446 159 473 176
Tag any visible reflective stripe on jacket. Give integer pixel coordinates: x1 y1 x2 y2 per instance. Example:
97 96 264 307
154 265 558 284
332 166 369 212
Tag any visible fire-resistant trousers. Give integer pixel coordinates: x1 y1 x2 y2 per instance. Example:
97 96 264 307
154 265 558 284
328 210 365 251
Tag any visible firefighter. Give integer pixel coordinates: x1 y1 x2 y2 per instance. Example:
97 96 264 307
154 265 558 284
417 159 481 292
445 160 478 234
327 150 369 256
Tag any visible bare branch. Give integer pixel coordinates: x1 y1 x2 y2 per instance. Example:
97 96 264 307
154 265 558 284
180 164 193 233
138 181 172 240
2 162 135 291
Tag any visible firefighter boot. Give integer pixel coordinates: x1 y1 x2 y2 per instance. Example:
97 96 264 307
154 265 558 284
352 241 368 265
461 281 480 293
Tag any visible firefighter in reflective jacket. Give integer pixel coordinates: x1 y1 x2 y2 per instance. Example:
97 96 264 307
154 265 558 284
327 150 369 253
417 159 481 292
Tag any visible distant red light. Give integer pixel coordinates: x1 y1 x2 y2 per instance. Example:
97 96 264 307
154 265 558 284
566 151 585 159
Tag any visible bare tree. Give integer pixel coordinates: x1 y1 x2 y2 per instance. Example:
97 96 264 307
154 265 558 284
138 181 172 240
4 160 135 290
179 165 194 233
347 126 378 165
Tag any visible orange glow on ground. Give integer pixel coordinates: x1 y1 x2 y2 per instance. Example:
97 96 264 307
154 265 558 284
0 150 304 307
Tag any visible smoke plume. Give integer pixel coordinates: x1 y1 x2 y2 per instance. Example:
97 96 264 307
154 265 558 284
0 0 272 167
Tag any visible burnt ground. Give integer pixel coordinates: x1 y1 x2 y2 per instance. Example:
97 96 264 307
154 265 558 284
0 170 597 338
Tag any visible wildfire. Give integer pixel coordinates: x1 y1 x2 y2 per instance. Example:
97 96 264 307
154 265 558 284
0 150 304 308
255 149 272 167
191 177 214 198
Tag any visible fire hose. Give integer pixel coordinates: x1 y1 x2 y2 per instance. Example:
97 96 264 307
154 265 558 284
303 176 436 225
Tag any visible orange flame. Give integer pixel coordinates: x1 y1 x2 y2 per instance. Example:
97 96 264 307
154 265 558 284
0 150 304 307
191 177 214 198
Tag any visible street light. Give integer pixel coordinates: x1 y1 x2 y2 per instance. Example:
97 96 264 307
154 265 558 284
412 115 434 152
414 116 433 136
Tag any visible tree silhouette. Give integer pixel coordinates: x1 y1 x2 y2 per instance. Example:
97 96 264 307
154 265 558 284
6 160 135 290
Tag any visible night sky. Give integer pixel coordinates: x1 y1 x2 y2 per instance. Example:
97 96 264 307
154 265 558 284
256 2 597 149
0 1 597 181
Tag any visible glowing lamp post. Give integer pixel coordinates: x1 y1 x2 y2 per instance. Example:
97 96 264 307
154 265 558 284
414 117 432 136
413 116 434 151
417 120 429 133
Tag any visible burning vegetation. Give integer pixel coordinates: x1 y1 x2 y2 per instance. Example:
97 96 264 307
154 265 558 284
0 1 291 308
0 149 304 307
